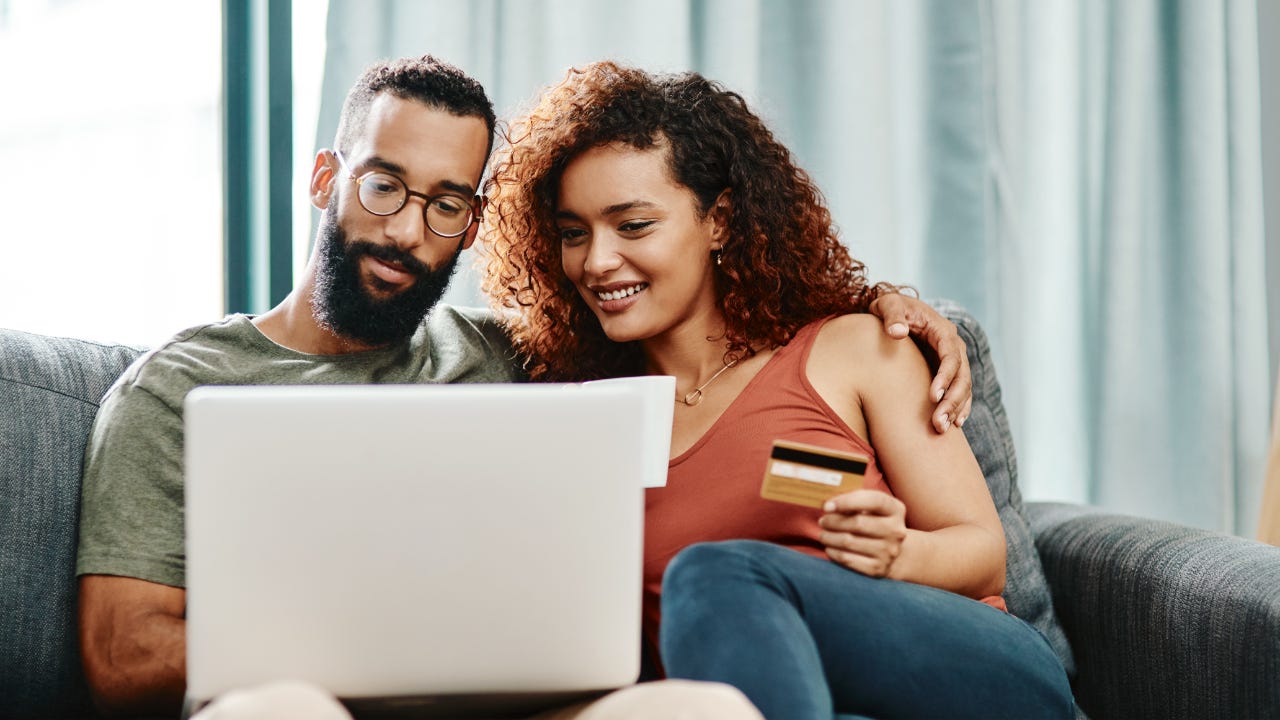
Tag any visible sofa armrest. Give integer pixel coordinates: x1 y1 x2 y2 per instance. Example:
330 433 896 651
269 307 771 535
1027 501 1280 720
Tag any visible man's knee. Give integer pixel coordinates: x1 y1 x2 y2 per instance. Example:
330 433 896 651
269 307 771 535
570 680 763 720
190 680 353 720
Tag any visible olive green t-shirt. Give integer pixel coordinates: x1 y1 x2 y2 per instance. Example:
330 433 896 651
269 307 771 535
75 305 522 588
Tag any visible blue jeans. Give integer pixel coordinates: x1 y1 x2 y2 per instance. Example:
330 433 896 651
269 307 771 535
658 540 1075 720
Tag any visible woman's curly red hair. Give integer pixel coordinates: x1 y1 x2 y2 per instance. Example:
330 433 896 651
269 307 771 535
481 61 900 381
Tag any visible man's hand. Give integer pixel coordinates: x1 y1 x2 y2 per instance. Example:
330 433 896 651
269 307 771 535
79 575 187 718
869 294 972 433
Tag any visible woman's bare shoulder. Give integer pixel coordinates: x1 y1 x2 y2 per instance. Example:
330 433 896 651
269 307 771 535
815 313 924 367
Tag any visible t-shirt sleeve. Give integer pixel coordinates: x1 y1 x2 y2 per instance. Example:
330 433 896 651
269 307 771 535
76 380 187 588
444 305 525 382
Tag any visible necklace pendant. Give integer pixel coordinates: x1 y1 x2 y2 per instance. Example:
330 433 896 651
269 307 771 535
682 389 704 406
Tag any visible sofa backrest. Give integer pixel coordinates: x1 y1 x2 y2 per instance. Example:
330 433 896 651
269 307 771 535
0 329 145 719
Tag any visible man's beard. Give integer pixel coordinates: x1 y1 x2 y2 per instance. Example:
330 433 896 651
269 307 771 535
311 212 462 346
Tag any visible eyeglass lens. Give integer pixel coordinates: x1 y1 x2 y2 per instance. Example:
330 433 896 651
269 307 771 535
354 172 474 237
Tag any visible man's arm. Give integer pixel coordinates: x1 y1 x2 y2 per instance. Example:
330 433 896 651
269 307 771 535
868 294 973 433
79 575 187 718
76 374 192 717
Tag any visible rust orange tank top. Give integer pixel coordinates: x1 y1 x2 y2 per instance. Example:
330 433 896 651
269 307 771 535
643 318 1005 658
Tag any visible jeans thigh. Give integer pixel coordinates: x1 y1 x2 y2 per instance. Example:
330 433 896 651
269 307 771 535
665 540 1073 720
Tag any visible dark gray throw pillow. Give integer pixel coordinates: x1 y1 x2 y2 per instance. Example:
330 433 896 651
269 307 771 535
933 301 1075 675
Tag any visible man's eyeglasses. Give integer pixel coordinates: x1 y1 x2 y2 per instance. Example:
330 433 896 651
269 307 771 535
333 150 479 238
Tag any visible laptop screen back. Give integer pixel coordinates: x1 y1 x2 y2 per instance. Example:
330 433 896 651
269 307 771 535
184 380 668 705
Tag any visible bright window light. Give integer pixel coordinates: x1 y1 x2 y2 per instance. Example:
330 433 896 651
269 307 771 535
0 0 222 346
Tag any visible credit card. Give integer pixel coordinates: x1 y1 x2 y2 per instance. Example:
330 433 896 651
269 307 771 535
760 439 868 508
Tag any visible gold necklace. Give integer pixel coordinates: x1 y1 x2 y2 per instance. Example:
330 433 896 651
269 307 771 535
679 358 739 407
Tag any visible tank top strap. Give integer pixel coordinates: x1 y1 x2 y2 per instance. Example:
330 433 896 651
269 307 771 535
752 317 833 384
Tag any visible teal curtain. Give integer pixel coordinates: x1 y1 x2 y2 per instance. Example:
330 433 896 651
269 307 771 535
317 0 1271 536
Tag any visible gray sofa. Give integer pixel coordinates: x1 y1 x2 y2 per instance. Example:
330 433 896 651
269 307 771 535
2 304 1279 720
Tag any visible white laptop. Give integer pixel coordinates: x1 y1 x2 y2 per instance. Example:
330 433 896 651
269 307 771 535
183 377 673 718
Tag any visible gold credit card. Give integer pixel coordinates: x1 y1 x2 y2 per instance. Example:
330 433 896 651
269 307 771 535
760 439 868 508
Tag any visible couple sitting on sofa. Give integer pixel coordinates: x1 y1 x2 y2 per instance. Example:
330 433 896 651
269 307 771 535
76 54 1073 719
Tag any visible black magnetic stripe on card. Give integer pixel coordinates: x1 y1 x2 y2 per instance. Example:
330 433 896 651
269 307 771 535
770 446 868 475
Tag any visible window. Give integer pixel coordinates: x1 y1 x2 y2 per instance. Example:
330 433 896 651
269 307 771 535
0 0 222 346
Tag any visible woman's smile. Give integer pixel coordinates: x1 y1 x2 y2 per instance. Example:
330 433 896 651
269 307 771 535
590 281 650 311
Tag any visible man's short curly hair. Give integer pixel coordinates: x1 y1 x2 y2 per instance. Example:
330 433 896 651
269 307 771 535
481 61 898 381
335 54 497 160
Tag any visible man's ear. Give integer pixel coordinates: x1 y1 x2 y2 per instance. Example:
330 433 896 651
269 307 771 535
459 196 487 251
310 150 337 209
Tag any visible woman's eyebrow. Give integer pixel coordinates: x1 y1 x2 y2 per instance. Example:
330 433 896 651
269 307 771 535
600 200 658 216
556 200 659 222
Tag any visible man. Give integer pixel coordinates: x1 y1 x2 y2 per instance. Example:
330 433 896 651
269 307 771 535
76 55 971 718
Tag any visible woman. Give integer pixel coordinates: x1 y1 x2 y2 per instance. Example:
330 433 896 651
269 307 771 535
482 61 1073 719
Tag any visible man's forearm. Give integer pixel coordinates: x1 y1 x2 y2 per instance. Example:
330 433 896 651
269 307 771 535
79 573 190 716
86 610 186 717
79 577 188 720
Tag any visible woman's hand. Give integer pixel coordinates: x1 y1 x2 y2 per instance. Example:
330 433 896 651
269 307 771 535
817 490 908 578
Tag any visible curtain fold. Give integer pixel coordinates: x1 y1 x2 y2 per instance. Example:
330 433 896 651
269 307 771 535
316 0 1271 536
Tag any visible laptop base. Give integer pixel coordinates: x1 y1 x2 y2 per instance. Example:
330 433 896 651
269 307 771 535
343 689 614 719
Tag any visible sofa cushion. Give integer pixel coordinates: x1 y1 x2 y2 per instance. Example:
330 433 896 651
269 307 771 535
0 329 145 719
934 301 1075 675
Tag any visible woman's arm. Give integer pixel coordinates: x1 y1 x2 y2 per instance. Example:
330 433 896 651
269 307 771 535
807 314 1006 599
